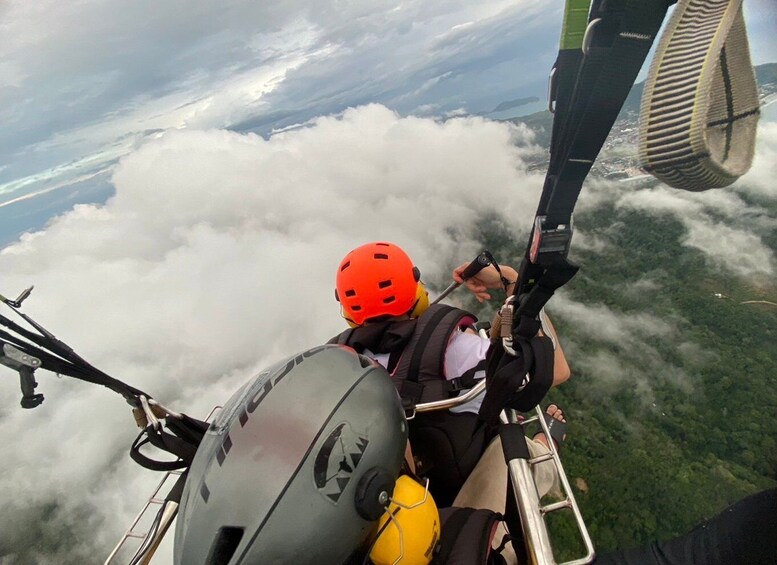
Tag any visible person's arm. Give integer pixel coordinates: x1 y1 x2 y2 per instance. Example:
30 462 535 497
452 263 517 302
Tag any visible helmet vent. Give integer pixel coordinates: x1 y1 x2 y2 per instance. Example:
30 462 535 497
374 253 389 260
383 296 396 304
378 280 392 289
340 261 351 271
345 289 357 297
205 526 244 565
351 305 362 311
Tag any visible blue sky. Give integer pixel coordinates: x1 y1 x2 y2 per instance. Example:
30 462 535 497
1 0 774 248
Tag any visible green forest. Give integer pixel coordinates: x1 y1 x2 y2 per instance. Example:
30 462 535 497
458 95 777 558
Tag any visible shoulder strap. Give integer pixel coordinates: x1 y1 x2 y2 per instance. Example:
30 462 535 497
395 304 477 383
327 329 354 346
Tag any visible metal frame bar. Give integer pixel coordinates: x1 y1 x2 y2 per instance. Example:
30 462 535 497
105 406 222 565
414 392 595 564
501 407 595 565
104 470 183 564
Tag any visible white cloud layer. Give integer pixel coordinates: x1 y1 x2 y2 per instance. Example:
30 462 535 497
0 106 544 562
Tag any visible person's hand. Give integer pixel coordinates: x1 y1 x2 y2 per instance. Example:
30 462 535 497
452 263 518 302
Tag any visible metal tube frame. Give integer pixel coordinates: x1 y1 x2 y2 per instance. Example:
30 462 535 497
414 394 595 565
105 405 222 565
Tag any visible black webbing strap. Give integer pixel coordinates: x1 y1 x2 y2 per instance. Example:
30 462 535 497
480 333 555 422
514 260 579 340
510 0 672 341
447 359 487 394
0 315 148 401
498 422 534 565
504 479 530 564
130 414 209 472
166 470 188 503
480 339 533 425
0 330 148 400
406 305 458 384
500 421 531 463
130 431 191 471
543 0 672 229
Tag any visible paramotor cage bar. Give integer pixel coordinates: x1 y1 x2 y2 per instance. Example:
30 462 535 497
104 470 183 565
105 405 223 565
424 389 594 565
501 407 595 565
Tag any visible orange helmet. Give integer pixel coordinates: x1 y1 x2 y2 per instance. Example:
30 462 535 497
336 242 429 326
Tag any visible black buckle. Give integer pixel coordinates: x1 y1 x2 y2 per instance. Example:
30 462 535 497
447 377 466 394
401 397 417 420
529 215 573 264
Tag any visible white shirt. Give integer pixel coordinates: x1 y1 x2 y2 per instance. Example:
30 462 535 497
364 330 489 415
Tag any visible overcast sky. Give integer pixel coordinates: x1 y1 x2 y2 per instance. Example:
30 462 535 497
0 1 775 562
1 0 775 243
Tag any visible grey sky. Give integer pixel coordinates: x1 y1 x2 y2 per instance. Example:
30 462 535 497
0 0 560 213
1 0 774 244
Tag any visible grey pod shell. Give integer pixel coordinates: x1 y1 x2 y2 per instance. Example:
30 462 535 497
174 345 407 564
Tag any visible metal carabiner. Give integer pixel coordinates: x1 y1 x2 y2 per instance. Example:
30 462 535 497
582 18 602 56
139 395 162 431
500 295 518 356
547 66 557 114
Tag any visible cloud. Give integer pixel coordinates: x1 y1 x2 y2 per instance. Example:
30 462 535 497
573 142 777 279
0 105 543 561
735 120 777 201
614 185 776 277
552 292 677 349
550 292 700 403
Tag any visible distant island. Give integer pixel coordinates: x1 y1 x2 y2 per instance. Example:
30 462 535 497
489 96 540 113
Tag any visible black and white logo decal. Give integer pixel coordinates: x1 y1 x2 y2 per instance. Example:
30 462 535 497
313 422 369 503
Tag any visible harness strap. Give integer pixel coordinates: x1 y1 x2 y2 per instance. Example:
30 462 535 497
129 414 209 472
394 304 477 405
541 0 671 230
448 359 488 393
130 431 190 471
402 358 488 407
500 0 670 364
639 0 759 190
480 334 555 423
404 305 462 383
